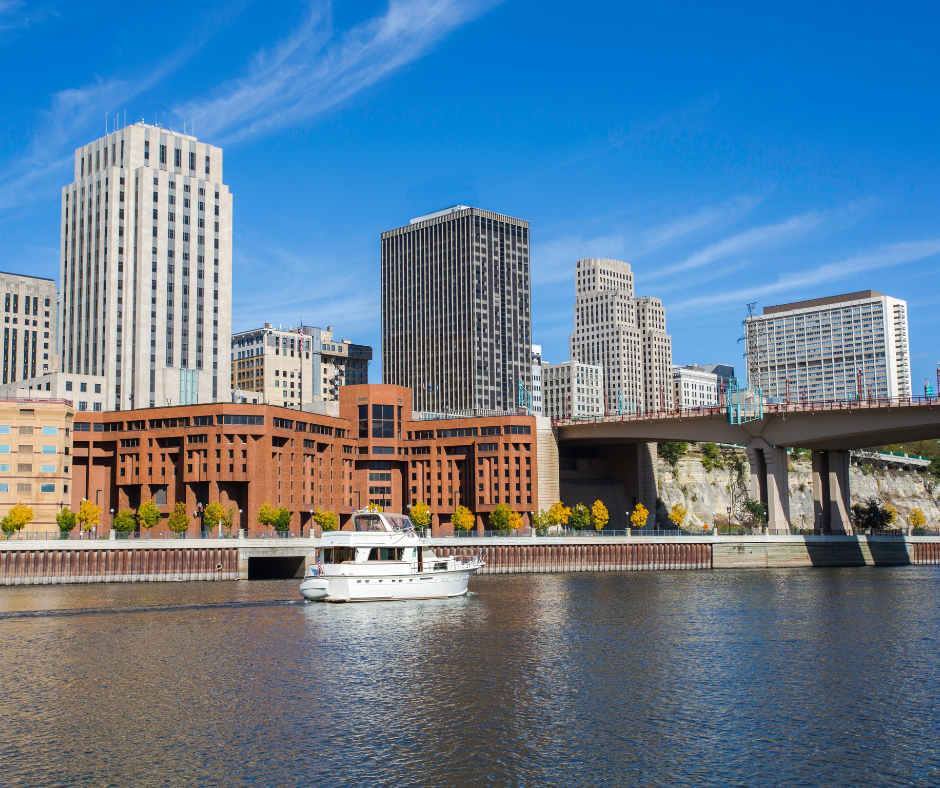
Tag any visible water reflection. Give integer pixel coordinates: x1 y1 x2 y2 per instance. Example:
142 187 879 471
0 568 938 787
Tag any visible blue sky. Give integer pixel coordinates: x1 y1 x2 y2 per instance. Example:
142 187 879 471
2 0 939 388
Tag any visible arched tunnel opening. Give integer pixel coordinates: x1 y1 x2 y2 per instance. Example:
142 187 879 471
247 556 306 579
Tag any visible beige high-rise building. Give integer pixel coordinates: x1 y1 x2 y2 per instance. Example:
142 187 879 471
0 399 74 530
542 360 604 419
6 123 234 412
0 272 58 384
569 258 672 413
231 323 372 408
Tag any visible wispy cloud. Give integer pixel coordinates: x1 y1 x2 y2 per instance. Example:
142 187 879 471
0 0 53 34
178 0 500 146
532 195 760 285
231 244 380 333
670 239 940 315
647 211 824 280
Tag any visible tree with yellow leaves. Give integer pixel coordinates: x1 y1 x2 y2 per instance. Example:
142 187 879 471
508 510 524 531
591 500 609 531
630 503 649 530
1 503 34 534
410 501 431 528
548 501 571 528
885 504 898 526
76 499 101 532
668 503 687 527
909 508 926 529
451 505 474 531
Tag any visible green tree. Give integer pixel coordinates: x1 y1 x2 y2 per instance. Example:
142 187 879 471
591 499 609 530
257 503 277 530
137 500 162 531
547 501 571 527
222 506 237 535
410 501 431 528
451 505 474 531
743 499 767 527
630 503 649 530
658 441 689 468
489 503 514 531
76 500 101 532
312 507 338 532
930 456 940 478
701 442 723 471
203 502 226 531
273 506 292 531
167 502 190 533
56 506 77 533
532 509 552 531
113 508 137 532
569 503 590 530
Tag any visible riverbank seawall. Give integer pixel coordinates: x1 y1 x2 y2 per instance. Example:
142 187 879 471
0 534 938 585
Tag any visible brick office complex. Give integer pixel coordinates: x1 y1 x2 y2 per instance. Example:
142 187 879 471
71 384 546 532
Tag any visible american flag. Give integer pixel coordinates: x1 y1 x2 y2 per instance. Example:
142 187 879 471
317 551 324 576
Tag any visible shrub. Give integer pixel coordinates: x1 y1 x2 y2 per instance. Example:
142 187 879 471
451 505 474 531
76 500 100 532
410 501 431 528
203 502 226 531
489 503 514 531
658 442 689 468
167 502 189 533
743 499 767 527
532 509 551 531
257 503 277 530
273 507 292 531
312 507 338 532
630 503 649 530
56 507 77 533
851 497 894 530
701 442 722 471
113 509 137 532
668 503 687 527
137 500 161 531
569 503 590 530
591 500 609 530
547 501 571 527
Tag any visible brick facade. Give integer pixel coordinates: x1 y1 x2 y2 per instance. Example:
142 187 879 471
71 384 540 532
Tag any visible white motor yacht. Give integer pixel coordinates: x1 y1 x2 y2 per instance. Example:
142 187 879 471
299 511 483 602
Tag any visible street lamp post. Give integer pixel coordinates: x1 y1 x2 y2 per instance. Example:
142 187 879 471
727 506 732 535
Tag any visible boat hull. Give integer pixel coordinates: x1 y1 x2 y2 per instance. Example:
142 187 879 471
300 567 478 603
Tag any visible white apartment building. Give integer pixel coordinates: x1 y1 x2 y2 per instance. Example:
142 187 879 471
743 291 912 401
672 365 720 408
12 123 233 411
542 361 604 419
569 258 672 414
231 324 371 407
530 344 543 415
0 272 58 384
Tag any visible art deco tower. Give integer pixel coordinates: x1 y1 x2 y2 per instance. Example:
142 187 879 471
61 123 232 409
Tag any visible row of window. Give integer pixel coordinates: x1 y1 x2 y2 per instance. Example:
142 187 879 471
0 483 57 493
0 445 57 454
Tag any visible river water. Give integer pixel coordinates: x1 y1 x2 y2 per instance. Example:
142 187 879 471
1 567 939 787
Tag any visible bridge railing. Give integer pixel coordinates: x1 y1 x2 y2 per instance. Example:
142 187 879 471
552 393 940 427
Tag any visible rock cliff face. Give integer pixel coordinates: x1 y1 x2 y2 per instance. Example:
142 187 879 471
656 446 940 529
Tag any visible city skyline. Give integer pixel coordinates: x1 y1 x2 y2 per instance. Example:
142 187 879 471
1 1 939 387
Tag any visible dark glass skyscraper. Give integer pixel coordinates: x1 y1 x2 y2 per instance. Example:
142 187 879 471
381 206 531 413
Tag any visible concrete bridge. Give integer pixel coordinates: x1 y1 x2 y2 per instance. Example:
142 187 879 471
553 398 940 535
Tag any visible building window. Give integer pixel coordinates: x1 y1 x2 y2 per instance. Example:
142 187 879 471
372 404 394 438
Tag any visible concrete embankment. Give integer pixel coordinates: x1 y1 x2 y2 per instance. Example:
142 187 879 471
0 536 937 585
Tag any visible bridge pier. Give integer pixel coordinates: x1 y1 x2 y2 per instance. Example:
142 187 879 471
812 450 852 534
746 438 790 533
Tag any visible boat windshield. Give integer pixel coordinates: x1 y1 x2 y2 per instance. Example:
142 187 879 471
354 514 385 532
385 515 414 533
